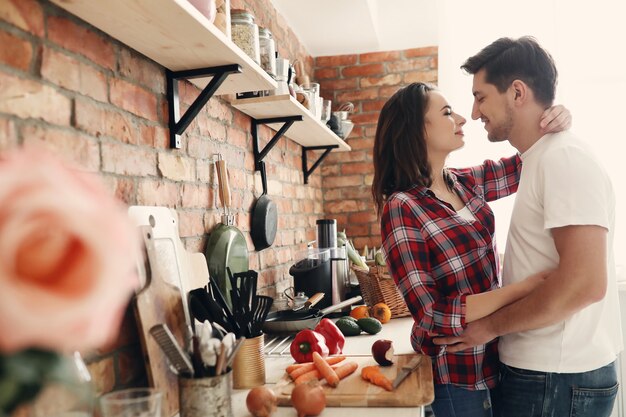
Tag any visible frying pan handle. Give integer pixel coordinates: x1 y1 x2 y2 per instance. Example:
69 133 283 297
307 292 325 308
216 159 231 210
320 295 363 316
259 161 268 196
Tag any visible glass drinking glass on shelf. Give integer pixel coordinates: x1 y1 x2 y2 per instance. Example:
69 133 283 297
301 83 320 118
315 96 323 121
100 388 162 417
258 27 276 77
321 99 332 123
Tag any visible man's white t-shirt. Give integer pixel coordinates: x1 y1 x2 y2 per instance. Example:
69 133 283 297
499 131 622 373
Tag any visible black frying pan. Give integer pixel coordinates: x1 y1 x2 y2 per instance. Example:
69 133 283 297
262 295 362 334
251 161 277 251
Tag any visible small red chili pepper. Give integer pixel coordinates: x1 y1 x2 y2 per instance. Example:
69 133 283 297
290 329 329 363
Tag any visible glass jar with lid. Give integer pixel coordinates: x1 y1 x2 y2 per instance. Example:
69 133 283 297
214 0 231 39
231 9 260 65
258 27 276 77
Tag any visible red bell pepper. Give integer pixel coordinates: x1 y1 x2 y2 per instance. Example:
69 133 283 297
314 318 345 355
290 329 329 363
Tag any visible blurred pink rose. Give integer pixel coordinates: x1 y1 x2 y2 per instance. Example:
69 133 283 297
0 148 140 353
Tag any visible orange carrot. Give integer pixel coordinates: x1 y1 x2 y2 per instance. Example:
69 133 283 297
294 369 321 385
333 361 358 380
292 361 358 386
286 356 346 374
288 363 316 380
286 363 308 374
361 365 393 391
312 351 340 387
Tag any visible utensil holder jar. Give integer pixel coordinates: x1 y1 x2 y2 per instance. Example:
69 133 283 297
179 371 233 417
232 334 265 388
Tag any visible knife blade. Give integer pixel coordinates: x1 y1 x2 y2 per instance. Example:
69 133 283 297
392 355 423 390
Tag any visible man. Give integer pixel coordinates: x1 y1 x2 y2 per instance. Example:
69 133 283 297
434 36 622 416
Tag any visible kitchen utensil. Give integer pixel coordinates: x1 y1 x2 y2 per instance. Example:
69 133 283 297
215 341 228 375
274 354 433 407
337 102 355 112
149 324 194 377
250 295 273 336
205 156 249 309
190 336 209 378
292 292 324 311
273 57 290 96
392 355 423 389
250 161 278 251
207 277 239 334
262 295 362 334
228 268 262 337
189 287 235 334
133 226 189 417
128 206 196 328
189 291 212 324
283 287 309 309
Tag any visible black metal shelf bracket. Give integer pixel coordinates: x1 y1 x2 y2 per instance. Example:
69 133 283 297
302 145 338 184
252 115 302 171
167 64 241 149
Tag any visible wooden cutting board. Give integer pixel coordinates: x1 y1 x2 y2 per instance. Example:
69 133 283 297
134 226 188 417
130 208 214 417
128 206 195 323
274 354 433 407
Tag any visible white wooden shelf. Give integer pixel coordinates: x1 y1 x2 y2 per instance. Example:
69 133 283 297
50 0 276 95
231 94 351 151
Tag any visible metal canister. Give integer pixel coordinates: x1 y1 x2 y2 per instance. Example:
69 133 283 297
231 334 265 388
179 372 233 417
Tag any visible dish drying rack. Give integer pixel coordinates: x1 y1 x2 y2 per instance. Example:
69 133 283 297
264 334 295 356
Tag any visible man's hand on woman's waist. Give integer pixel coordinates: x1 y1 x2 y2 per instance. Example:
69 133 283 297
432 319 497 353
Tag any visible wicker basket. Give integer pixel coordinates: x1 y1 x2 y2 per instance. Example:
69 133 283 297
351 263 410 318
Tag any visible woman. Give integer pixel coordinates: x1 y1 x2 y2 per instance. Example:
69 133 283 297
371 83 570 416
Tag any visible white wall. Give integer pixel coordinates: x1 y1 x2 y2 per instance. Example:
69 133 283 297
437 0 626 269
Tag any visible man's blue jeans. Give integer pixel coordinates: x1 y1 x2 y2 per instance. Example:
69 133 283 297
494 361 618 417
431 384 493 417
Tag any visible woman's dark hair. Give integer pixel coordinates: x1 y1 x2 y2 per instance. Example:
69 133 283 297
461 36 557 107
372 82 435 215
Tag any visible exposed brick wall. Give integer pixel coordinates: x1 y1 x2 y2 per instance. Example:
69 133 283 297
1 0 439 400
315 47 438 251
0 0 317 396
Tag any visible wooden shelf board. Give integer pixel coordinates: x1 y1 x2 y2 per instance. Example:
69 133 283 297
231 95 351 151
50 0 276 95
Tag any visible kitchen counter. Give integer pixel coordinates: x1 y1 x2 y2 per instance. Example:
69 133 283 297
231 317 429 417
